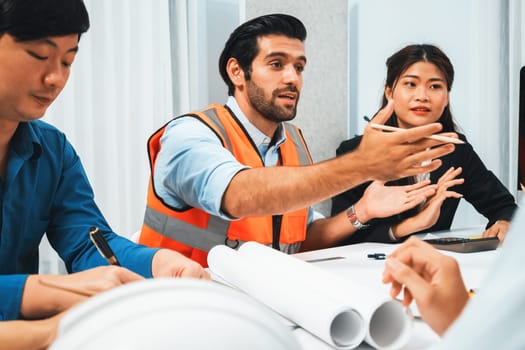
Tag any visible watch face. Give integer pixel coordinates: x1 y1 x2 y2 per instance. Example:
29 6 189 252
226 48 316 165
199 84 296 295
346 206 368 230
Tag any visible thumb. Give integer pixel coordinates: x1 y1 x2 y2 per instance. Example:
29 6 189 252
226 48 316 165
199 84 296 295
385 257 430 306
371 179 386 187
118 267 145 283
369 99 394 125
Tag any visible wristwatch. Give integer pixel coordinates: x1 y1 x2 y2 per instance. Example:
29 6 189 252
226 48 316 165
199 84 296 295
346 205 369 230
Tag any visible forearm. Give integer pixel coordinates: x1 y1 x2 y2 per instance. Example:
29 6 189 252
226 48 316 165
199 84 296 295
20 275 84 319
301 212 357 251
222 153 371 218
0 315 60 350
391 217 430 239
301 198 381 250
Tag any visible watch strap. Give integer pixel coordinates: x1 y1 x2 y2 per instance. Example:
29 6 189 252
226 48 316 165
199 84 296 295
346 205 369 230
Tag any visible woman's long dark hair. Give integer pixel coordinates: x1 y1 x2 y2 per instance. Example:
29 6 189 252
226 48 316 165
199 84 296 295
379 44 457 132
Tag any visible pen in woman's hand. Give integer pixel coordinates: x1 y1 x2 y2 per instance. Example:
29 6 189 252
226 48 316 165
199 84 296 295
89 227 121 266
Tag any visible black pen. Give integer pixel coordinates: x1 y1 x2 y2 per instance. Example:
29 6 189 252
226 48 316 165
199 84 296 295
367 253 386 260
89 226 120 266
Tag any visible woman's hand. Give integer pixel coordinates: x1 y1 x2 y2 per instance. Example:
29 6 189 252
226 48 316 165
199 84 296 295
392 167 464 238
482 220 511 241
382 237 469 336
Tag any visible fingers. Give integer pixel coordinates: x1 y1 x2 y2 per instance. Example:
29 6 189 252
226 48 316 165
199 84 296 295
404 179 432 192
497 230 507 241
402 159 443 178
181 266 211 280
482 221 509 241
406 182 436 198
402 285 413 307
389 236 439 259
115 266 145 283
384 257 429 307
437 167 463 185
152 249 208 279
392 123 444 144
371 179 386 187
436 178 464 191
367 99 395 125
404 144 456 169
482 227 499 238
401 193 429 211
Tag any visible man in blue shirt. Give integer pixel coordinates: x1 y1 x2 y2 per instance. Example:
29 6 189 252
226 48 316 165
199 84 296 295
0 0 208 322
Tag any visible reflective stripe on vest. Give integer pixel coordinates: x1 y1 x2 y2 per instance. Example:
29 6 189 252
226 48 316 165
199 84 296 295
144 204 301 254
202 108 234 152
283 123 310 166
143 206 243 251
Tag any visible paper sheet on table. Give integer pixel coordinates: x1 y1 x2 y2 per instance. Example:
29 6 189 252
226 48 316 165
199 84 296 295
208 242 413 350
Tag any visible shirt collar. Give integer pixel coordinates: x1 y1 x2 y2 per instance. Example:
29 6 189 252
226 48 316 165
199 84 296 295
225 96 286 149
11 122 43 160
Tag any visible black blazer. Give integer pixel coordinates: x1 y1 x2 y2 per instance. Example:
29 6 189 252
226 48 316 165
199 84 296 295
331 133 517 245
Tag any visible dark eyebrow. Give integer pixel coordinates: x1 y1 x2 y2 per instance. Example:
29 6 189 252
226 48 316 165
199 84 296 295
266 51 307 64
33 38 79 53
402 74 444 82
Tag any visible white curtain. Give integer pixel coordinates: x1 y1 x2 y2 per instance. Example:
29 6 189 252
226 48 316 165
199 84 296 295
40 0 174 272
169 0 240 114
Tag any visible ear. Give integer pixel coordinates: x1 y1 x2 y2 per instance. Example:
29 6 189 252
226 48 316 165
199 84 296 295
226 57 245 89
384 86 393 101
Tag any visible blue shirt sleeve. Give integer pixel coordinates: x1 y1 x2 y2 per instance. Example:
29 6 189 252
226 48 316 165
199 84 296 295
154 117 248 219
44 136 157 277
0 275 28 321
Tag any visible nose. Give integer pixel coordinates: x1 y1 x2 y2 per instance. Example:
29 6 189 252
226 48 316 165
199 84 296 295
414 86 429 102
282 64 300 85
43 63 68 90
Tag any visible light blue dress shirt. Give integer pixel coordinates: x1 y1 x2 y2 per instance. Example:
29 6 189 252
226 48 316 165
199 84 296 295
154 96 314 222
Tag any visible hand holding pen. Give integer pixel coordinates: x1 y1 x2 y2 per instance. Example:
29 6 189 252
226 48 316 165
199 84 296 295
363 115 463 144
89 226 121 266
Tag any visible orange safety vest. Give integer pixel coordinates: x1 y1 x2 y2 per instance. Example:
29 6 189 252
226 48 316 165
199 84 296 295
139 104 313 267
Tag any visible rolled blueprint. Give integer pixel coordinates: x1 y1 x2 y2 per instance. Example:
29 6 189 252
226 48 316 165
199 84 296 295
208 242 413 350
244 242 413 349
208 244 365 349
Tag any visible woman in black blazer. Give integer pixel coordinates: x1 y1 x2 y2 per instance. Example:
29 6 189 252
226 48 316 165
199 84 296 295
332 44 517 244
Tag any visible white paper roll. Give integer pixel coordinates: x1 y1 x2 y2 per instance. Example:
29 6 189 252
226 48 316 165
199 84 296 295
208 243 365 349
208 242 413 350
240 242 413 349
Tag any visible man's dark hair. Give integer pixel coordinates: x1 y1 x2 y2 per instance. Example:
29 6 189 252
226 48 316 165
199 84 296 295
0 0 90 41
218 13 307 96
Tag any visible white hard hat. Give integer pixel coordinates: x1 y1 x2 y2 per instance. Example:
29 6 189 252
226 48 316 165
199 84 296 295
50 278 300 350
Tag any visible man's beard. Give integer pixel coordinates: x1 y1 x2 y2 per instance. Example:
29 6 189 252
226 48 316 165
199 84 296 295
247 80 299 123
